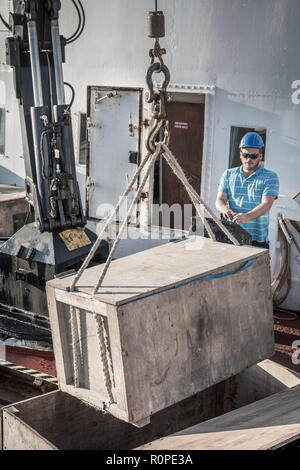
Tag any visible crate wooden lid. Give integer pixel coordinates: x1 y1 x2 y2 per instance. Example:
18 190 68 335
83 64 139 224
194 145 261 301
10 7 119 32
48 237 267 307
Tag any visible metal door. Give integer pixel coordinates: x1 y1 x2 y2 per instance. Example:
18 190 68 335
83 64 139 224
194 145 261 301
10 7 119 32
87 87 142 223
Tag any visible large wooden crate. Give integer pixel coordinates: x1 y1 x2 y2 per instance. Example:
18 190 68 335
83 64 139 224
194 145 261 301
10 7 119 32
46 237 274 427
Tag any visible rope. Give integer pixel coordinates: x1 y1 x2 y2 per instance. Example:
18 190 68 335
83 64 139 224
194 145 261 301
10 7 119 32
272 221 292 307
70 305 80 388
68 149 155 293
92 145 161 295
93 144 240 296
94 313 115 404
161 147 216 241
71 305 116 398
161 144 240 246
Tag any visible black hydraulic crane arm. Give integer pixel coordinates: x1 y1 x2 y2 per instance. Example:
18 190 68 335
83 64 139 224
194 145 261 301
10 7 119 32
5 0 85 233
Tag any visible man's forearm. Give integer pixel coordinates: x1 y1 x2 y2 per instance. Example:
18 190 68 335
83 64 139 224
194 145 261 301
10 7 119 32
246 201 273 221
233 200 274 224
215 199 229 213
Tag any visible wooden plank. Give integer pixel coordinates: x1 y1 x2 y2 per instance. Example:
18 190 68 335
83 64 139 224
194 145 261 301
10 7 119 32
106 304 129 418
48 237 266 306
231 359 300 410
46 285 72 385
54 288 107 315
2 407 56 450
136 385 300 450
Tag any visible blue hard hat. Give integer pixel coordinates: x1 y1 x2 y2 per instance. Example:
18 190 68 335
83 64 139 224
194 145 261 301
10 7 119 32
239 132 264 149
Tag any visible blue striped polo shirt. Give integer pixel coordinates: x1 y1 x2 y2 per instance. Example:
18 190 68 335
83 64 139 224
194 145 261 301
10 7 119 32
218 165 279 242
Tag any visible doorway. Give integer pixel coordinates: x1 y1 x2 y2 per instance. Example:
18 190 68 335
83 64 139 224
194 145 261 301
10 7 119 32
153 94 205 230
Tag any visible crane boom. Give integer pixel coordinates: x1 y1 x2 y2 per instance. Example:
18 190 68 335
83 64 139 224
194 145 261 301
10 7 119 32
0 0 108 341
6 0 85 232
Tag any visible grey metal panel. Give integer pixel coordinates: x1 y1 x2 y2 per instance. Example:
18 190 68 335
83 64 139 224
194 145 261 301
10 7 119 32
87 86 141 222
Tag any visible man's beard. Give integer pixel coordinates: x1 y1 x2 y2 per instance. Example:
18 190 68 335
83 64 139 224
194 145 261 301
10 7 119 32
243 159 261 172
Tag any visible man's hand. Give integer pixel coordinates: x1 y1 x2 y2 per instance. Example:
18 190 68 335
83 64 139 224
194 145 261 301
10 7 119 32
233 197 276 225
222 209 237 221
233 213 249 224
216 192 237 221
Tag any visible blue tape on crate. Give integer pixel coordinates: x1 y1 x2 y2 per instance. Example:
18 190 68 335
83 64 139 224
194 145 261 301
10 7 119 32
122 257 257 306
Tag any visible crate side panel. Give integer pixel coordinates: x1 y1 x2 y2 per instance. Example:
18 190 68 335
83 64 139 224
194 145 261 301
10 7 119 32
2 408 56 450
119 254 274 423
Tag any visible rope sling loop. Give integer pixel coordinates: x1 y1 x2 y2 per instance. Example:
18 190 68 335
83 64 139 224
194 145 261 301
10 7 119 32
92 146 162 296
70 306 80 388
68 141 240 395
91 143 240 297
68 145 162 401
68 150 155 293
69 303 116 403
67 151 156 397
94 312 115 405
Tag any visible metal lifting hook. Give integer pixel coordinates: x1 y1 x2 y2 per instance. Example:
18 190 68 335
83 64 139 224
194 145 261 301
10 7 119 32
145 5 170 153
146 119 169 153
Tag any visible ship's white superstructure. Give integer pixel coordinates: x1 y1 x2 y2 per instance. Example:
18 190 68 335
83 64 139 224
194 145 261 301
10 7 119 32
0 0 299 308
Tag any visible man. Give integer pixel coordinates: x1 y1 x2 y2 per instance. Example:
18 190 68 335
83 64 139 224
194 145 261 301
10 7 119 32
215 132 279 248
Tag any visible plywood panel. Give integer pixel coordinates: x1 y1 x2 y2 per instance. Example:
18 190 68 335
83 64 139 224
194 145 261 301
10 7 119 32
118 255 274 423
136 385 300 450
2 408 56 450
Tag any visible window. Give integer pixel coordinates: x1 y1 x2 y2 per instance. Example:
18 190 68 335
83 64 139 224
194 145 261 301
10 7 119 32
229 126 266 168
77 112 88 165
0 107 5 155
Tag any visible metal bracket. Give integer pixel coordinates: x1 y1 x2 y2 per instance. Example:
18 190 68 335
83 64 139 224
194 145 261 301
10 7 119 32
87 117 102 130
95 90 118 104
86 176 95 202
16 245 36 260
15 270 32 283
128 112 139 136
128 151 139 164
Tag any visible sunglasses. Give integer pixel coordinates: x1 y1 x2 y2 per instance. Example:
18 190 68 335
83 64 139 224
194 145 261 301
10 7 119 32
241 152 260 160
